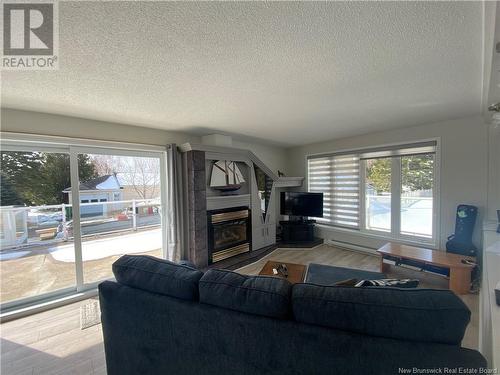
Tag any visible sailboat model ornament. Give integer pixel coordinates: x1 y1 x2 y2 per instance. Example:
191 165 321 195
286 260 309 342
210 160 245 193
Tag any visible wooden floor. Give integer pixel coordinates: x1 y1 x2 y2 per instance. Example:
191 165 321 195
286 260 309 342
0 245 479 375
1 299 105 375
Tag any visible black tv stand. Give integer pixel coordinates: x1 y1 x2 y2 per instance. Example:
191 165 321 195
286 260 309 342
279 220 323 247
288 218 316 224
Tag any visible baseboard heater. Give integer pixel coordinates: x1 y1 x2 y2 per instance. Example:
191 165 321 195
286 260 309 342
325 239 378 255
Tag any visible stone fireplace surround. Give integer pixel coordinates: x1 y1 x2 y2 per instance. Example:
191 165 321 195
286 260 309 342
184 149 253 268
185 150 208 268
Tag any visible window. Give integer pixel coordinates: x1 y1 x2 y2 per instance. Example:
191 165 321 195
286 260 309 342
400 154 434 238
308 154 360 228
307 141 438 243
365 158 391 232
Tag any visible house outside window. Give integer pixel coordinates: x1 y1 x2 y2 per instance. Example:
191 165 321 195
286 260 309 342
307 140 438 244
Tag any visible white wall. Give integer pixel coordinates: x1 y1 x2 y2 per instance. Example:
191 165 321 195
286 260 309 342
232 139 288 176
0 108 200 146
0 108 289 178
286 116 489 250
487 122 500 221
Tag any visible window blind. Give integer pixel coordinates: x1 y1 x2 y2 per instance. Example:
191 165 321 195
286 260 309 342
308 154 360 228
359 141 437 160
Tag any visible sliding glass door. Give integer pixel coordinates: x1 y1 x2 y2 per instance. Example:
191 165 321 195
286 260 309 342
0 140 167 310
0 148 77 305
75 149 163 285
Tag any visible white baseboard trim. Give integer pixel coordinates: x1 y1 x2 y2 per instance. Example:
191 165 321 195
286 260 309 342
325 239 378 256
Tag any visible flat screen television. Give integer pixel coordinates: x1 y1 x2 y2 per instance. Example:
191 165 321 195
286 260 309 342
280 192 323 217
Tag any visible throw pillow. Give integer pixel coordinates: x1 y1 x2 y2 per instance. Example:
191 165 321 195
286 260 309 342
354 278 419 288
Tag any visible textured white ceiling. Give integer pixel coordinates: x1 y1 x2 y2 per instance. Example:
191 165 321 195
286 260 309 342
1 1 483 146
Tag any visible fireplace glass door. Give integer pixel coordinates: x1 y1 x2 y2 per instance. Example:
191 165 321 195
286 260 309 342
213 219 248 251
208 208 250 263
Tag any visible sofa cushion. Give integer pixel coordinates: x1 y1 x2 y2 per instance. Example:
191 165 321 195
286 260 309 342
177 260 197 269
199 269 292 319
112 255 204 301
292 283 471 344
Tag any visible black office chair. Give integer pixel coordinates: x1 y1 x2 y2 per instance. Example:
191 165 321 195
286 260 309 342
424 205 478 279
446 204 478 257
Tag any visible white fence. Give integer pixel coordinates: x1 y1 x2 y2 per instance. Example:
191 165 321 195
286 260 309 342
0 199 161 249
365 194 433 236
401 189 432 198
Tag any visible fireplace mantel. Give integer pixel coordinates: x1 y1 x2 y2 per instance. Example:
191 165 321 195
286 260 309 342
207 194 251 211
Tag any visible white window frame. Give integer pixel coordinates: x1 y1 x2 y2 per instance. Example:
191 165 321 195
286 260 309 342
0 132 168 312
306 138 441 248
360 153 439 245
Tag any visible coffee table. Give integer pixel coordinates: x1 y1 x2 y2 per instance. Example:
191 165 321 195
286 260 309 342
258 261 307 284
377 242 475 295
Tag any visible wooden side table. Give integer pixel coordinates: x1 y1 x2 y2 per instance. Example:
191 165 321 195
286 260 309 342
377 242 475 295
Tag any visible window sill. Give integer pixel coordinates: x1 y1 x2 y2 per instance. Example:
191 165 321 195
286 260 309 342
315 223 438 249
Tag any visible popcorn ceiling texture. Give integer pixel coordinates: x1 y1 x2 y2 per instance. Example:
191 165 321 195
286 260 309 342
1 1 483 146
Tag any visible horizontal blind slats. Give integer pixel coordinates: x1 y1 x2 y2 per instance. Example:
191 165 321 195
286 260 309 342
308 154 360 229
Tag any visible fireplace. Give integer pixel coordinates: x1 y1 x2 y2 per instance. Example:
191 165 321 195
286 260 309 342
207 207 251 263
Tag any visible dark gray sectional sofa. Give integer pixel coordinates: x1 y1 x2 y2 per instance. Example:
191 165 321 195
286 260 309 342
99 255 487 375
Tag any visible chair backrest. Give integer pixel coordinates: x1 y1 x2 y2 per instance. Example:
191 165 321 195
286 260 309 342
447 204 478 256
